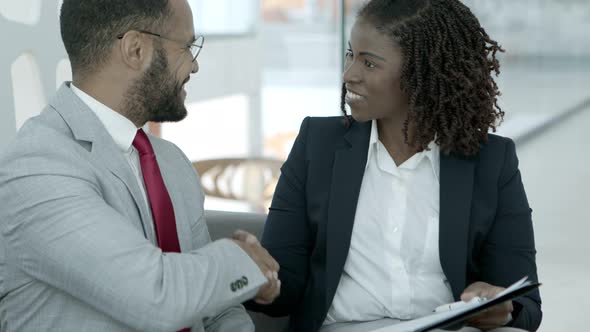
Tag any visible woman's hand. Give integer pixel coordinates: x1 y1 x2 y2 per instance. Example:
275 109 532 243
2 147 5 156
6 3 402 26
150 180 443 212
461 282 513 331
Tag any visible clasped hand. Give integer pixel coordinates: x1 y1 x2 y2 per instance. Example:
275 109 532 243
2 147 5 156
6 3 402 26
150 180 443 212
232 230 280 305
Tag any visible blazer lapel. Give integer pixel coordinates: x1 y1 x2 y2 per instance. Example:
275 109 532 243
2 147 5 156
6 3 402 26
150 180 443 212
325 120 371 308
439 153 475 299
89 137 156 242
49 83 156 242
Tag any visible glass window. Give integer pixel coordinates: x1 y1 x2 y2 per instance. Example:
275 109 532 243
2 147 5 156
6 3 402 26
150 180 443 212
189 0 258 35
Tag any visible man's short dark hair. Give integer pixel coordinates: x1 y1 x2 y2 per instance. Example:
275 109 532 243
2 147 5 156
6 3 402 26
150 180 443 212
60 0 172 76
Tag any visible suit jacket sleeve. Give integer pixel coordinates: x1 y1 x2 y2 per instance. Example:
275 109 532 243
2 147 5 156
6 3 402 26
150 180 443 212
174 148 256 332
202 305 254 332
479 138 542 331
246 117 313 316
190 213 255 332
0 140 267 332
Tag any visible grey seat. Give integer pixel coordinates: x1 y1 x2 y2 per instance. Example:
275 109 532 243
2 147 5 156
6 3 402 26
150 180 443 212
205 210 290 332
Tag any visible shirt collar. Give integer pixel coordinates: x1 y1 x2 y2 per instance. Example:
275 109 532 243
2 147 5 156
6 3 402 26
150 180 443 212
71 83 138 153
367 119 440 181
425 140 440 182
366 120 380 165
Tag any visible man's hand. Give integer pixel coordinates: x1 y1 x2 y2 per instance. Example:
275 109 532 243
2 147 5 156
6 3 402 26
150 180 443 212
461 282 513 331
231 230 280 305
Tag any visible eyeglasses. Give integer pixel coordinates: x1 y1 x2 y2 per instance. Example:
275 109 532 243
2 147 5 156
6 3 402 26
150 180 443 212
117 30 204 62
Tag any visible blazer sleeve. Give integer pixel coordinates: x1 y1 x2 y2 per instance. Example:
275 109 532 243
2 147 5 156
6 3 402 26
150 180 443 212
246 117 314 316
169 143 256 331
202 305 255 332
0 142 267 332
479 138 542 331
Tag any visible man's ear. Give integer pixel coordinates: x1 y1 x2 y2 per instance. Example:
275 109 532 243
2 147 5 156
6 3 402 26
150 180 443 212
118 31 151 71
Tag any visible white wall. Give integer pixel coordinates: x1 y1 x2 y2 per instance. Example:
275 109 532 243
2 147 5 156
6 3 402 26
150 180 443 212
0 0 66 151
0 0 262 154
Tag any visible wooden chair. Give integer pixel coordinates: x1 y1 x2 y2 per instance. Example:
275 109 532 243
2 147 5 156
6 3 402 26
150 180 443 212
192 158 284 212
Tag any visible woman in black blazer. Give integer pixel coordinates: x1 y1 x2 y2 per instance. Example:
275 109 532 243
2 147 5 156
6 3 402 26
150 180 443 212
247 0 541 331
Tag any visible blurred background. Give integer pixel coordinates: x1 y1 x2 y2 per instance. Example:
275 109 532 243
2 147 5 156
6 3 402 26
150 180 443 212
1 0 589 330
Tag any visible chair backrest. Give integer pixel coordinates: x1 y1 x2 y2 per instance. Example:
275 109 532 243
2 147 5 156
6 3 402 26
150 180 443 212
204 210 290 331
192 158 284 212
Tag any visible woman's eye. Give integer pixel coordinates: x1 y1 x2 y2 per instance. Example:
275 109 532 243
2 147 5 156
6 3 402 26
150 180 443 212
364 60 376 68
345 49 353 58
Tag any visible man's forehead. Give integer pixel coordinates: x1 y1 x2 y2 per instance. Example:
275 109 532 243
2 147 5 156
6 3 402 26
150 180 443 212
167 0 195 36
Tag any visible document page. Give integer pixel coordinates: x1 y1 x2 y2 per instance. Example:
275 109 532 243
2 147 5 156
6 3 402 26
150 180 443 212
370 276 540 332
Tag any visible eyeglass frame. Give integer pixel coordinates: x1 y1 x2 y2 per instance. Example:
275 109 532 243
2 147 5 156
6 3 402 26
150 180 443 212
116 30 204 62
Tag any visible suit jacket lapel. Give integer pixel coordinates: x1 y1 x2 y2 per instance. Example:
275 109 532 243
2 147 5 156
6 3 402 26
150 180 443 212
325 120 371 309
49 83 156 242
439 153 475 299
89 136 156 242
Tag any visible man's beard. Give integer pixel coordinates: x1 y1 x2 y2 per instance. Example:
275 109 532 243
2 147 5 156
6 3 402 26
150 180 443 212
123 46 188 126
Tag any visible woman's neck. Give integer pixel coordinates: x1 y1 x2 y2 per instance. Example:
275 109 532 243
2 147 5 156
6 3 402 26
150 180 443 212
376 117 418 166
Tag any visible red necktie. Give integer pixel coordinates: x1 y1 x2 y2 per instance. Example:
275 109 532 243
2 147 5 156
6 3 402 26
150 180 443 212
133 129 181 252
133 130 190 332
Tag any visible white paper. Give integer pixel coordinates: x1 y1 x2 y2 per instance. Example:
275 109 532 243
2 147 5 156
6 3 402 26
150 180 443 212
370 276 535 332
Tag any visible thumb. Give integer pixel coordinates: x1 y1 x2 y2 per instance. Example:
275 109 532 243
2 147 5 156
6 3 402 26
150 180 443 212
461 282 486 301
460 291 477 302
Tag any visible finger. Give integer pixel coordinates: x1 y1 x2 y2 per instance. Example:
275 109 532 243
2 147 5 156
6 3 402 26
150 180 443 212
245 233 259 245
264 279 280 302
255 280 273 298
265 270 274 282
480 286 504 299
469 302 511 322
267 278 281 300
460 290 483 301
254 298 274 305
232 230 258 244
487 302 513 315
256 278 279 304
469 312 510 328
269 256 280 272
254 294 274 305
460 282 486 301
462 281 487 293
260 278 278 299
232 229 247 240
259 248 279 272
460 292 476 301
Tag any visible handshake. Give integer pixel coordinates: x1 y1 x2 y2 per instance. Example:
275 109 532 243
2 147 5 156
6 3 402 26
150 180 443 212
231 230 280 305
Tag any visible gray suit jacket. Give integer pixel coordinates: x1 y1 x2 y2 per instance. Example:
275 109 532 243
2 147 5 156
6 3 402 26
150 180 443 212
0 83 266 332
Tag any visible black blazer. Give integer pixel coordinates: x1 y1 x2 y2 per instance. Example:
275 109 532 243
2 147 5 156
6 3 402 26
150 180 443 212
247 117 542 331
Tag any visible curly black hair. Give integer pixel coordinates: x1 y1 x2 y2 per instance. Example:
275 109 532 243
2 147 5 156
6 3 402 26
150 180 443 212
341 0 505 157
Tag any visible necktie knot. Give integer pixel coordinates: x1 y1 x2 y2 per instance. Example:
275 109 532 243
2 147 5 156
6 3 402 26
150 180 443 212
133 129 154 156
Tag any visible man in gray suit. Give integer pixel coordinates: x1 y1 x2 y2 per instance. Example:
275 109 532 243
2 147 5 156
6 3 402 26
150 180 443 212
0 0 280 331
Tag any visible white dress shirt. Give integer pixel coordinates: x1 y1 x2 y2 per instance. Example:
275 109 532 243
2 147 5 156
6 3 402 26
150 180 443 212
70 84 156 243
324 120 454 325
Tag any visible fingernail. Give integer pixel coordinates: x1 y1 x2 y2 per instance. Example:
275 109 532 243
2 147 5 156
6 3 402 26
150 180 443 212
273 271 278 280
